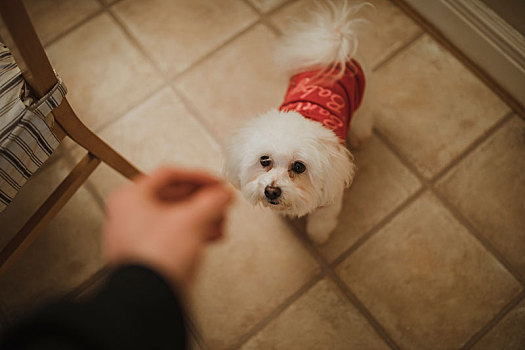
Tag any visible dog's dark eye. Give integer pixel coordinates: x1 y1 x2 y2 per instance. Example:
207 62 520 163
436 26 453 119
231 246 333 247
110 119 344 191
260 155 271 167
292 161 306 174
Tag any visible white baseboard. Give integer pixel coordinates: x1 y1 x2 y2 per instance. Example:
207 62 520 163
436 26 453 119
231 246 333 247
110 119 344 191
403 0 525 108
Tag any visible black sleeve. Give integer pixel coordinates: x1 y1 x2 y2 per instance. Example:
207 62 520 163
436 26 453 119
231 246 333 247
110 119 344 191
0 265 187 350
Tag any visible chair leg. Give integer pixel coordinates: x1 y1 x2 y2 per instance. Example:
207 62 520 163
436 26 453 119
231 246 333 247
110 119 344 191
0 153 101 275
53 99 142 180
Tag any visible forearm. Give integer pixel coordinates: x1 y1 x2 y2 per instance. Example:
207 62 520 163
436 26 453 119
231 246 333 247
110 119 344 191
0 266 187 350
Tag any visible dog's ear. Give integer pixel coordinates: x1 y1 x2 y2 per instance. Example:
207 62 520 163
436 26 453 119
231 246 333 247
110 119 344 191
309 136 356 205
331 143 356 189
223 132 244 189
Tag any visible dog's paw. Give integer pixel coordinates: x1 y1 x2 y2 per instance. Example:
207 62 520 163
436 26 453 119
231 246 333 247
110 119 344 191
306 217 337 245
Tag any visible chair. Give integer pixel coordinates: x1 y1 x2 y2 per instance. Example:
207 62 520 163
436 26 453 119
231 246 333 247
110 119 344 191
0 0 143 275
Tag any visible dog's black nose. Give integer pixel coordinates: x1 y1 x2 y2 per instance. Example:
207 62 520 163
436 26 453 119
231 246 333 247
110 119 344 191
264 185 281 200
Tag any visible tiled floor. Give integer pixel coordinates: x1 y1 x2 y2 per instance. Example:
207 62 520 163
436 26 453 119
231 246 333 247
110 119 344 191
0 0 524 349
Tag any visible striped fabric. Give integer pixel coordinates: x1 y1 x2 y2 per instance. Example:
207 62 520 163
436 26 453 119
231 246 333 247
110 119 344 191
0 43 62 212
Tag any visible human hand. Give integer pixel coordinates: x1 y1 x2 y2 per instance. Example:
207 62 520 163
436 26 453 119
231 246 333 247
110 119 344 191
103 167 234 289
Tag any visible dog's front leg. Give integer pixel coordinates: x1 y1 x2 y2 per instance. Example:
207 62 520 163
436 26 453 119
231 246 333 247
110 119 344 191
306 194 343 244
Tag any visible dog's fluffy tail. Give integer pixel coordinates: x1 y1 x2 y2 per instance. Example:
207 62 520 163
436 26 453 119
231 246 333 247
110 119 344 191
276 1 372 78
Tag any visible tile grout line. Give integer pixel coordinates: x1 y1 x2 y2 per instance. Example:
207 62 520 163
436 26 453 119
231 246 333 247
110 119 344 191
50 0 170 151
91 82 169 135
371 30 425 72
432 187 525 286
265 0 300 16
1 267 110 325
105 5 166 79
429 111 514 184
166 0 300 148
258 16 282 37
283 220 402 350
98 3 267 147
168 17 263 82
462 289 525 349
43 0 126 49
227 271 325 350
239 0 263 16
373 117 525 345
238 0 288 37
167 0 297 84
327 271 401 350
64 265 110 300
58 146 108 212
373 111 513 189
43 11 103 49
374 121 525 287
243 0 301 19
373 129 432 184
83 179 107 213
330 186 425 268
184 316 210 350
170 86 225 150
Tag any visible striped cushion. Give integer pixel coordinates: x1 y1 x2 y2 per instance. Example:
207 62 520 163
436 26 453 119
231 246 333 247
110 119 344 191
0 43 62 212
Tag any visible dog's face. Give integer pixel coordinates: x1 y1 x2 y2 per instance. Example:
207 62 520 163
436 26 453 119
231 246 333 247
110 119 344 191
241 148 320 216
225 110 355 217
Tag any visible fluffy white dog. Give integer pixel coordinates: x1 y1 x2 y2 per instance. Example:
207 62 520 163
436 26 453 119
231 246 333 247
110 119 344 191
225 1 374 244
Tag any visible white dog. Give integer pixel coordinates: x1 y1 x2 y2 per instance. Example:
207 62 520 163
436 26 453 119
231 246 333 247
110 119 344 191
225 1 374 244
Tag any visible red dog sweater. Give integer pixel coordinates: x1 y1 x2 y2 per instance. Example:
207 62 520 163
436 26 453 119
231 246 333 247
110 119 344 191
279 59 365 142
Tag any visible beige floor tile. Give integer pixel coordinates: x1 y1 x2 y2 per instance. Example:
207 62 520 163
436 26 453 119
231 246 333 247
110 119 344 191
83 87 222 201
337 192 522 350
241 277 389 350
473 297 525 350
112 0 258 76
46 13 163 130
319 135 421 261
23 0 101 46
247 0 287 13
436 116 525 278
188 194 321 349
175 24 288 145
373 34 509 178
0 157 105 316
269 0 422 68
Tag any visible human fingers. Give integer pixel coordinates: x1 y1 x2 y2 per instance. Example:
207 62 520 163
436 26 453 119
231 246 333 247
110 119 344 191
156 183 201 202
182 185 234 238
136 167 223 201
